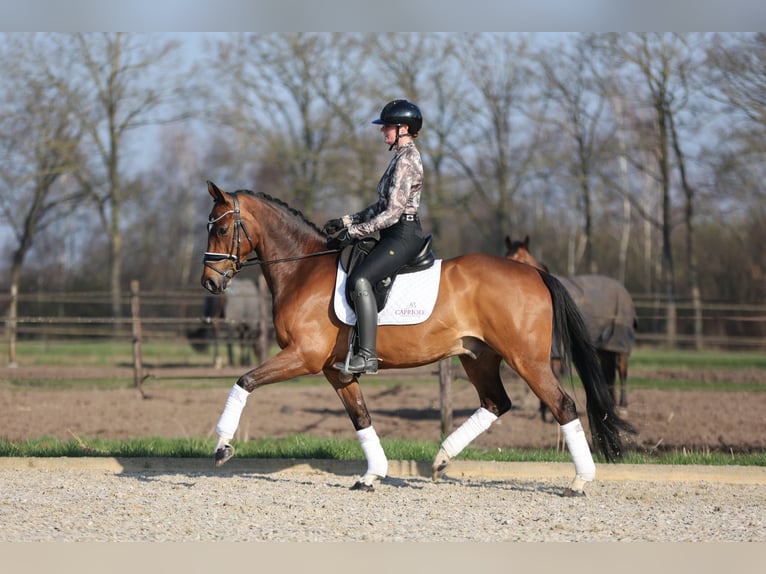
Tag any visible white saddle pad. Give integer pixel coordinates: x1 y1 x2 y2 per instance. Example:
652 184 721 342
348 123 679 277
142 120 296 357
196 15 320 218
333 260 442 325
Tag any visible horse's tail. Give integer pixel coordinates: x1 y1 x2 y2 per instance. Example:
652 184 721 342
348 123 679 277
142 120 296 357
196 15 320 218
538 270 637 461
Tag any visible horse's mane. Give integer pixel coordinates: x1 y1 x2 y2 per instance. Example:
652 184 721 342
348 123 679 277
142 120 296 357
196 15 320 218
236 189 325 236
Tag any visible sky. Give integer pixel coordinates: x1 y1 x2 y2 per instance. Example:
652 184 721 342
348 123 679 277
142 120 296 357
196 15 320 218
1 1 765 254
1 1 765 33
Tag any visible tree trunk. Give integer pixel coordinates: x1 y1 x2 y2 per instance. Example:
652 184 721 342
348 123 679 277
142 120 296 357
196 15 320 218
669 107 704 350
5 278 19 368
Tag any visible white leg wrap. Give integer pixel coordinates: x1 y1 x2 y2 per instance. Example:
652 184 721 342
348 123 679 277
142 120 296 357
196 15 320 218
357 426 388 478
215 383 250 443
441 407 498 458
561 419 596 481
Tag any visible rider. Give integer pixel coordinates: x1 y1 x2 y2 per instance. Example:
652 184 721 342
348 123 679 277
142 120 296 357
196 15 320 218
323 99 427 375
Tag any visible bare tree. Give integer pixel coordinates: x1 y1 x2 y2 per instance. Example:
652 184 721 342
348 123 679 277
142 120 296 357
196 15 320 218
0 34 85 365
599 33 707 347
46 33 188 321
533 35 613 274
704 33 766 204
706 33 766 134
126 126 207 290
367 33 474 256
209 33 373 220
702 33 766 310
446 33 548 253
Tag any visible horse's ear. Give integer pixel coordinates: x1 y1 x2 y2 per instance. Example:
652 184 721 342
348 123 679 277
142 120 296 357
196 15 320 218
207 180 226 203
523 235 530 248
504 236 512 250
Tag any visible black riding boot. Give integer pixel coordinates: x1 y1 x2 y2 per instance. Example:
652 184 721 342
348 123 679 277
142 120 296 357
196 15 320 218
337 277 378 375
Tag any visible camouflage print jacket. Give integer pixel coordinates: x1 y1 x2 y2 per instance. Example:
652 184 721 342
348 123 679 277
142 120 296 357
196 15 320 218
344 141 423 239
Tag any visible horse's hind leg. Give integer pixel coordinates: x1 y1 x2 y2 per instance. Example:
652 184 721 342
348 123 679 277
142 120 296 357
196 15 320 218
326 369 387 492
617 352 629 408
432 350 511 480
516 359 596 496
538 358 565 422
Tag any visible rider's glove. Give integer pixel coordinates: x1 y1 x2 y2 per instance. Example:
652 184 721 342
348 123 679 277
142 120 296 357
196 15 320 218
323 218 345 236
327 228 353 250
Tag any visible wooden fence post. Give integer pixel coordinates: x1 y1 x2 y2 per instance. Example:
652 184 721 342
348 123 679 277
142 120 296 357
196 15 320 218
439 359 453 437
130 280 147 398
6 283 18 368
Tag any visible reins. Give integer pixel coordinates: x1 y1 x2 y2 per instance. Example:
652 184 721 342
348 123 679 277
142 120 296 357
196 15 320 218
203 192 340 279
239 248 342 267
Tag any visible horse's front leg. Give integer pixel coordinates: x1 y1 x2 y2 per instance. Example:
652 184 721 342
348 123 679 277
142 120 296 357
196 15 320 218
213 347 316 467
326 369 387 492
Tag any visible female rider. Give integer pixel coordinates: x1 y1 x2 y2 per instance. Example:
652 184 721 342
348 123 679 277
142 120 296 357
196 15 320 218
323 99 426 375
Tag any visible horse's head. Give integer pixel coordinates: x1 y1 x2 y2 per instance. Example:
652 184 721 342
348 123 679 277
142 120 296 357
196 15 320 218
201 181 257 294
504 235 547 271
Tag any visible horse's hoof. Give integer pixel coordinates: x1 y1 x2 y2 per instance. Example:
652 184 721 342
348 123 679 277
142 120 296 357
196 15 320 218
431 447 450 481
350 472 380 491
350 481 375 492
561 488 586 498
214 444 235 467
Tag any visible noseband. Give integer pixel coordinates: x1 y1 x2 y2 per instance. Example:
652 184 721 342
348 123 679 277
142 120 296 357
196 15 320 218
203 192 255 281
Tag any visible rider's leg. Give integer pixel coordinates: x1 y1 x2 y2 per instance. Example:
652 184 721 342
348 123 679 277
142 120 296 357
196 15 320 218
345 277 378 374
335 221 424 375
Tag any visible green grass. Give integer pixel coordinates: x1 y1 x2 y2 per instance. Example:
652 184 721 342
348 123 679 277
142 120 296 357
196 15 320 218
10 341 760 372
2 343 765 466
2 339 218 368
1 435 763 466
619 377 764 392
6 340 766 372
630 348 766 370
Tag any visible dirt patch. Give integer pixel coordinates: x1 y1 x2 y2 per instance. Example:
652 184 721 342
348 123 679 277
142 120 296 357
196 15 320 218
1 366 765 454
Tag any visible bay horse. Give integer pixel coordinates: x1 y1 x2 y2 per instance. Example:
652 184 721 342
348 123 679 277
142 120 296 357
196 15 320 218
201 181 634 496
505 235 637 412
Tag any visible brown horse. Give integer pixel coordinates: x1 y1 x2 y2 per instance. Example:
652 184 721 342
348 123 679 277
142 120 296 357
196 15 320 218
201 181 634 496
505 235 637 412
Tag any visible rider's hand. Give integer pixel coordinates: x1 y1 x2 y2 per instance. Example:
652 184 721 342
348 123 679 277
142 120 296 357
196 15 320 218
327 228 353 250
323 218 345 236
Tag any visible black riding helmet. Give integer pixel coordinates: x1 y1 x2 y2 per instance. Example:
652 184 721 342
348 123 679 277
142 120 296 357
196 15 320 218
372 99 423 135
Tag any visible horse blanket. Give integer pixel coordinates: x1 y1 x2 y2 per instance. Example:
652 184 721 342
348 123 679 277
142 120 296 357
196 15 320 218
556 274 637 356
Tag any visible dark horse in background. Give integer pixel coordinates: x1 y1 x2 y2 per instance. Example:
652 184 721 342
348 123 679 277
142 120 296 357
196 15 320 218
201 181 634 496
505 235 637 416
187 278 263 367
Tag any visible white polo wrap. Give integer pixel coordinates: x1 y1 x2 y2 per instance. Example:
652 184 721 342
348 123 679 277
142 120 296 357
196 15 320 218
561 418 596 481
215 383 250 441
357 426 388 478
441 407 498 458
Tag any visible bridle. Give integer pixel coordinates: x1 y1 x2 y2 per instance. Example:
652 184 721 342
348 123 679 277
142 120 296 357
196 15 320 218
202 192 340 281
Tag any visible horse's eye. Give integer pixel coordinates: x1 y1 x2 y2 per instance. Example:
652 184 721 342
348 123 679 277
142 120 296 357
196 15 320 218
217 226 228 237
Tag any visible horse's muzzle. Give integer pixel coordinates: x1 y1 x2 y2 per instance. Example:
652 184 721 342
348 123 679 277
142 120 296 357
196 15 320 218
202 276 225 294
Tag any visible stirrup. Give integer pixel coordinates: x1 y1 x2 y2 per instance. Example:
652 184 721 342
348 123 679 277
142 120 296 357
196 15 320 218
333 352 378 375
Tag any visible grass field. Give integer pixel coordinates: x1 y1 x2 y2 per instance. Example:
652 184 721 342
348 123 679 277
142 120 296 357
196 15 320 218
2 434 764 466
2 341 765 465
5 340 766 370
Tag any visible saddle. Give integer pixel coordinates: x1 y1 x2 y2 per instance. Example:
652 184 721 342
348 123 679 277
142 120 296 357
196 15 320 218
339 235 435 312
